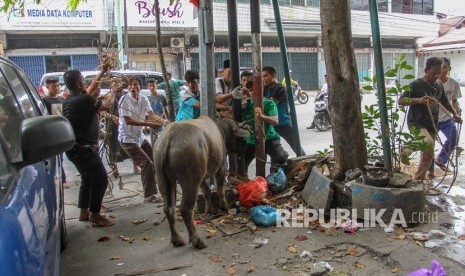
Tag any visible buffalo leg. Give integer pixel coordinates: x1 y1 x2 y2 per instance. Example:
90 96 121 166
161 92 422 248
215 167 229 212
200 180 212 214
161 178 185 247
180 184 207 249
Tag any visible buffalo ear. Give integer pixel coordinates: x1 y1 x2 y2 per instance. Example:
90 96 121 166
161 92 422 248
234 127 250 138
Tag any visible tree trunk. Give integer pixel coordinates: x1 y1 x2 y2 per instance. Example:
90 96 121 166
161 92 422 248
154 0 175 122
320 0 367 180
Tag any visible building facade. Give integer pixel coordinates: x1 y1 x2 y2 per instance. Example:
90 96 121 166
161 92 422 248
0 0 439 89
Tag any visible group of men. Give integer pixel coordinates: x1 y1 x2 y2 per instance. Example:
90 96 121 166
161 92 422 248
48 55 461 227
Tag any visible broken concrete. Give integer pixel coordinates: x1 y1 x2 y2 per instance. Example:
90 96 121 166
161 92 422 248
351 181 425 224
302 166 334 213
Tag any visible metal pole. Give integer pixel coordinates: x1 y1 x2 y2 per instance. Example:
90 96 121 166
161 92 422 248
227 0 245 176
199 0 216 119
116 0 124 69
271 0 302 157
369 0 392 170
251 0 265 177
123 0 129 69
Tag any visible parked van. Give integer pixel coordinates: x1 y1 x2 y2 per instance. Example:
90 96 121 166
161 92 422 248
39 70 165 98
38 72 69 98
81 70 165 96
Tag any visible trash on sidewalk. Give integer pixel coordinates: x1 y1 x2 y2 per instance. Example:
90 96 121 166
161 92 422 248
313 261 333 272
266 167 287 194
384 226 395 233
407 260 446 276
252 237 269 248
251 205 277 226
342 220 358 233
210 215 250 236
299 250 312 258
237 176 270 207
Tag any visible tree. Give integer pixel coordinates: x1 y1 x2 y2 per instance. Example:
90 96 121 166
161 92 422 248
320 0 367 180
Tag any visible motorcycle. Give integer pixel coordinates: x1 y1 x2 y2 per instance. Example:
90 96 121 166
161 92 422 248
292 82 309 104
313 91 331 131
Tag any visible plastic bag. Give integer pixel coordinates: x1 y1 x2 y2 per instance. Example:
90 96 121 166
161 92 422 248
408 260 446 276
266 167 287 194
237 176 269 208
251 205 277 227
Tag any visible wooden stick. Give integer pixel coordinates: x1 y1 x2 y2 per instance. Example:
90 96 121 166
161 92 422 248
114 262 192 276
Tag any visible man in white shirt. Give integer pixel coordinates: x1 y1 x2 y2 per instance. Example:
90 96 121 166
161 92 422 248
215 59 233 114
118 76 169 203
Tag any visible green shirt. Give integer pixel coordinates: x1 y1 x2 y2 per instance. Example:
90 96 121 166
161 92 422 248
243 99 280 144
158 79 184 105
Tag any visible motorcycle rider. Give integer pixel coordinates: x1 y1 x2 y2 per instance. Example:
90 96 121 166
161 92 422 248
307 74 328 129
281 69 297 87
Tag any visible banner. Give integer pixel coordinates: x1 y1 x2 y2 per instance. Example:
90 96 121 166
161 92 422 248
0 0 104 30
119 0 198 28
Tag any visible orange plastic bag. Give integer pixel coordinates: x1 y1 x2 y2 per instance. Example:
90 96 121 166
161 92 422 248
237 176 270 208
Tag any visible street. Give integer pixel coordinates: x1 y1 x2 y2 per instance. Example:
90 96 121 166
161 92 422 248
60 92 465 276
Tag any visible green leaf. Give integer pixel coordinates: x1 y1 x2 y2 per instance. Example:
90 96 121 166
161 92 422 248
403 74 415 80
404 64 413 70
363 85 374 91
363 76 372 82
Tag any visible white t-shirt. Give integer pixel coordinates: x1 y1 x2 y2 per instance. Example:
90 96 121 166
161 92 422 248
118 93 152 145
438 77 462 122
215 77 231 105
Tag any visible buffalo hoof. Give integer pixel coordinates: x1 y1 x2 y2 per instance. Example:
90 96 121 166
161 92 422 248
192 239 207 249
171 238 185 247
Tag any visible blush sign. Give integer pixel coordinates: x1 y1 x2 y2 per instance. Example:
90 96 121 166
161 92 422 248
118 0 198 28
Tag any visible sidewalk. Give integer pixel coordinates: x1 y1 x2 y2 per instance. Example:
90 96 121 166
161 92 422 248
60 154 465 276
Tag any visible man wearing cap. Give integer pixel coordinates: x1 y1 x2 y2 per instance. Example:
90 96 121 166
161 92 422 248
215 59 233 114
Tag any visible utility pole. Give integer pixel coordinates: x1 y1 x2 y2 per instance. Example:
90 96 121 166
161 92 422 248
116 0 124 69
199 0 216 119
123 0 129 69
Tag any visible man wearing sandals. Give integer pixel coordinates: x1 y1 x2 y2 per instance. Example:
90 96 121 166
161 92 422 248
118 76 169 203
63 63 115 227
398 57 462 180
428 57 462 177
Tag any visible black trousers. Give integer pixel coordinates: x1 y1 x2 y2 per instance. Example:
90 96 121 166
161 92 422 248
275 124 306 156
244 139 288 173
66 146 108 213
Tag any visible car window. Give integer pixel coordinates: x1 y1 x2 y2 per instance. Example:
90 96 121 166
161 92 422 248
2 65 38 118
148 74 164 85
0 67 24 163
0 143 16 204
18 67 47 115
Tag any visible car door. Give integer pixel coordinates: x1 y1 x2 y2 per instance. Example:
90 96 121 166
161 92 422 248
0 61 60 276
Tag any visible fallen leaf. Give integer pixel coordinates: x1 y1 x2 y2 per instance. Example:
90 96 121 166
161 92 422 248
206 228 217 234
346 247 359 256
459 234 465 240
287 245 297 254
247 265 255 273
396 234 406 240
97 236 110 242
131 218 148 225
210 256 223 263
206 233 215 239
227 265 236 275
294 235 308 241
415 241 424 247
120 236 135 243
110 256 120 260
391 267 399 273
355 261 366 269
324 229 335 236
142 236 150 241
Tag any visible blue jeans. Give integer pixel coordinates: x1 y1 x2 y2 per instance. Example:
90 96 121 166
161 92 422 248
430 119 457 170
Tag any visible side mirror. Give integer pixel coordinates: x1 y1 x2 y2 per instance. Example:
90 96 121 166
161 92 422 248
20 115 75 166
